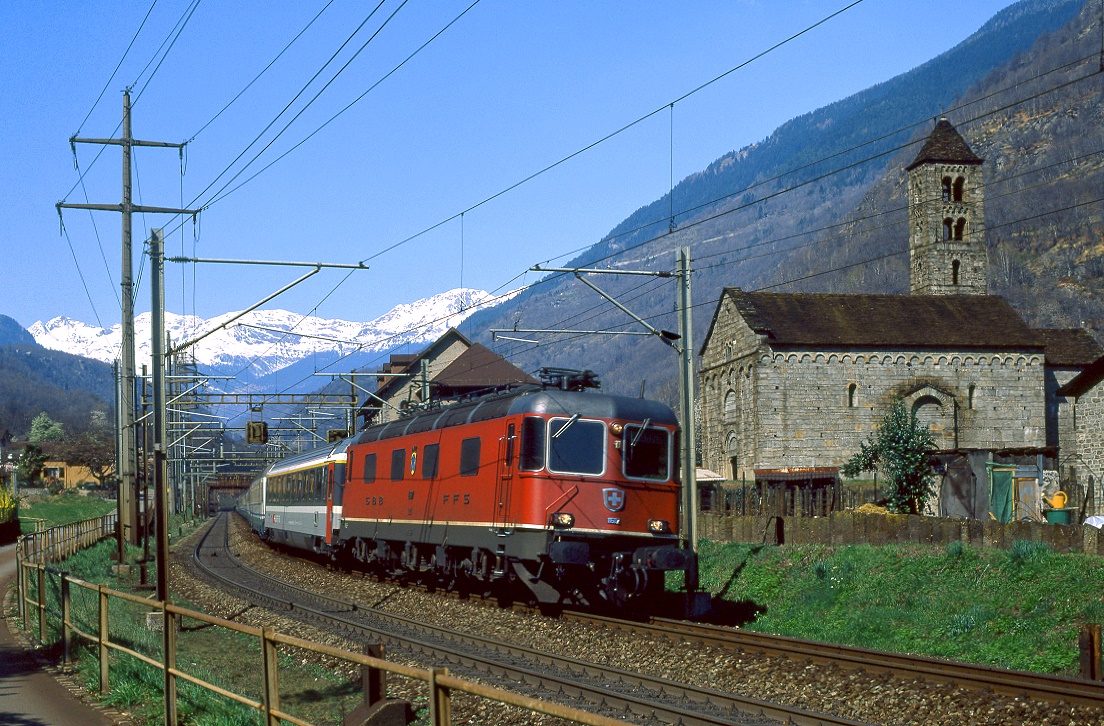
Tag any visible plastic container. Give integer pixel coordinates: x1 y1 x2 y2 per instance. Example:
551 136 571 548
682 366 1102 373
1045 508 1071 525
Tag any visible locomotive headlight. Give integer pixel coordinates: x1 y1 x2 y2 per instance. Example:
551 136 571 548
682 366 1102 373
551 512 575 528
610 422 624 436
647 519 671 534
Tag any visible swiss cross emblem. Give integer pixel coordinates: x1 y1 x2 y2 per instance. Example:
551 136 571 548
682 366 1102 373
603 488 625 512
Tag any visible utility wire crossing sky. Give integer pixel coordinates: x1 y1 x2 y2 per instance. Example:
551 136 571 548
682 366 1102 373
0 0 1028 330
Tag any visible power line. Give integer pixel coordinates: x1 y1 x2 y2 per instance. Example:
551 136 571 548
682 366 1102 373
203 0 484 211
185 0 339 144
74 0 159 137
352 1 869 267
183 0 395 210
131 0 204 104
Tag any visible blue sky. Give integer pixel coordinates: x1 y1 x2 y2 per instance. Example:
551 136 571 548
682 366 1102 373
0 0 1022 330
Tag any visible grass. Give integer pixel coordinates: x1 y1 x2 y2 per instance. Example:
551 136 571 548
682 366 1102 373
18 492 116 533
690 538 1104 675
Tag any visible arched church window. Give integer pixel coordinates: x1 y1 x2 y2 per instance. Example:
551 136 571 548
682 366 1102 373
952 259 960 285
724 390 738 422
968 383 976 409
941 177 952 202
943 218 953 241
953 177 965 202
847 383 857 408
954 218 966 240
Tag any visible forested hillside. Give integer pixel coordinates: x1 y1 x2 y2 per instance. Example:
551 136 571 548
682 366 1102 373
463 0 1102 408
0 336 114 439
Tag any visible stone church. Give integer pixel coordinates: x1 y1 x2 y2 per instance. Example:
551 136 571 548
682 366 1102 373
698 120 1101 487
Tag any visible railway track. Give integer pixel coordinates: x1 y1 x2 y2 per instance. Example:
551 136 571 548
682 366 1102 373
193 513 871 726
566 611 1104 710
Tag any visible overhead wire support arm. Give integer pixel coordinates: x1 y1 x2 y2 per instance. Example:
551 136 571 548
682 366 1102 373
491 328 655 338
532 264 673 278
165 256 369 355
168 266 322 355
167 257 369 270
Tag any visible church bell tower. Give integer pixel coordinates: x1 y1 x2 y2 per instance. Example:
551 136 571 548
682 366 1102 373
907 118 987 295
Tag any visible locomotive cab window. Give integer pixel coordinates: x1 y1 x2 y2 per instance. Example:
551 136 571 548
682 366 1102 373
390 449 405 481
363 454 376 483
548 417 605 476
520 417 545 471
460 437 481 477
622 425 670 481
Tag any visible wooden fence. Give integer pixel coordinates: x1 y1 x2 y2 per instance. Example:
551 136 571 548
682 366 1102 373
16 512 117 564
702 483 876 518
700 510 1104 555
14 516 624 726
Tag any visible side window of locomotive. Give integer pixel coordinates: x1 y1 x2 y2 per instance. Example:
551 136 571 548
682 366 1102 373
391 448 406 481
363 454 376 484
505 423 515 467
422 443 440 479
548 418 605 476
459 437 481 477
520 417 545 471
623 425 670 481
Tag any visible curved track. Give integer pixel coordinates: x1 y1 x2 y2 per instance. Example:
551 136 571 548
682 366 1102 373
193 513 871 726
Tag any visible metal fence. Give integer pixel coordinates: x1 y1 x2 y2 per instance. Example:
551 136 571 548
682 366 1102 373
14 517 625 726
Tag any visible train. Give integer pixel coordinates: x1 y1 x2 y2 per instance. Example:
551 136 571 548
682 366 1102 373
238 368 694 607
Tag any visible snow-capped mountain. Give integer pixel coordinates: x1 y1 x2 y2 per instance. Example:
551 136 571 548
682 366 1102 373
29 288 507 380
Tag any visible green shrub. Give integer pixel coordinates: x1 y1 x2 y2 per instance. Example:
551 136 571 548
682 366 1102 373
1009 539 1050 565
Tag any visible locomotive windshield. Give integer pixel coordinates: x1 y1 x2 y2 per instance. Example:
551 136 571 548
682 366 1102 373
622 425 670 481
548 417 605 475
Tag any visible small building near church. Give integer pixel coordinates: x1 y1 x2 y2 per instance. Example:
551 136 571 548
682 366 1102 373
1056 355 1104 512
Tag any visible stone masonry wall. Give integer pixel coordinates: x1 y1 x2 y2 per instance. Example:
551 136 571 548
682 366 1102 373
701 343 1046 480
753 348 1045 472
1074 382 1104 508
700 296 767 478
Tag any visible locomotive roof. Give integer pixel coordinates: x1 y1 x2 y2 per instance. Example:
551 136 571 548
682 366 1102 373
352 386 679 444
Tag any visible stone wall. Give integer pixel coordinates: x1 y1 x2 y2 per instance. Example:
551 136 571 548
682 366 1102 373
908 161 986 296
1074 381 1104 508
700 344 1046 480
699 511 1104 555
699 297 765 478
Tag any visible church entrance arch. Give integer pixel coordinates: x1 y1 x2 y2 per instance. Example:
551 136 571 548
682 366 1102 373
903 385 956 448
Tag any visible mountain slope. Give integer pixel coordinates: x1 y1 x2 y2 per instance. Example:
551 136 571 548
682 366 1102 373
0 343 114 438
461 0 1102 408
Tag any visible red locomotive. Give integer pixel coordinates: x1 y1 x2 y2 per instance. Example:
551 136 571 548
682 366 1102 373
241 369 693 606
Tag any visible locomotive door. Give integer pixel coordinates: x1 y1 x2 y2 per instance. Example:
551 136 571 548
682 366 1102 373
324 464 334 544
493 423 516 532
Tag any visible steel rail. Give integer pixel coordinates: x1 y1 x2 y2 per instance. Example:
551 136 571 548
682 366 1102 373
563 613 1104 710
193 514 870 726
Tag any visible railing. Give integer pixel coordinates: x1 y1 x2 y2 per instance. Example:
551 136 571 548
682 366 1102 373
15 552 625 725
17 512 118 564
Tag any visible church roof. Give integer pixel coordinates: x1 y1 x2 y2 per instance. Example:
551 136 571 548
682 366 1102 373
702 289 1043 354
905 119 983 171
1033 328 1103 367
1056 354 1104 398
431 343 537 390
